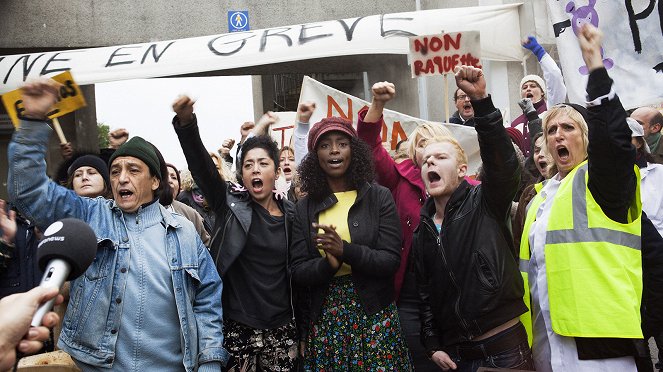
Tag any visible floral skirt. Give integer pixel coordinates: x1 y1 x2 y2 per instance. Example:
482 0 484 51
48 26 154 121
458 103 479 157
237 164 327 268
304 275 412 371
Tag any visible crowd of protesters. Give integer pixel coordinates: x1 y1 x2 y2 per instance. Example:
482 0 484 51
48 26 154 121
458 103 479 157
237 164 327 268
0 23 662 372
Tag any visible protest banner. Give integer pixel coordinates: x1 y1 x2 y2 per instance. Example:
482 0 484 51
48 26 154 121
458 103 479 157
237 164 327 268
547 1 663 108
0 4 523 94
1 71 87 127
271 111 297 148
409 31 482 78
409 31 481 123
299 76 481 174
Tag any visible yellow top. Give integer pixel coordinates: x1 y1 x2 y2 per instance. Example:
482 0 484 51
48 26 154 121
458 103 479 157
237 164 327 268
318 191 357 277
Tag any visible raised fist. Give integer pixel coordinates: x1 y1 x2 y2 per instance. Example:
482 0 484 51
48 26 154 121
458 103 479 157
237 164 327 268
297 101 316 124
371 81 396 104
454 66 487 100
172 96 195 125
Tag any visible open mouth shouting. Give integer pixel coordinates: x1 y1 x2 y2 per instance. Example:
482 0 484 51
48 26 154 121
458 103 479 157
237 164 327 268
251 177 264 193
427 170 442 185
537 159 548 171
556 145 570 163
118 189 134 200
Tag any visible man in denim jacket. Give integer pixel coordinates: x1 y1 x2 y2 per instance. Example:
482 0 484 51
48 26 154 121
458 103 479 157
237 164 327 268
7 80 228 372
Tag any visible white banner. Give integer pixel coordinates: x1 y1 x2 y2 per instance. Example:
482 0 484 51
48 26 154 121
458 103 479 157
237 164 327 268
0 4 523 94
547 1 663 108
299 76 481 174
271 112 297 148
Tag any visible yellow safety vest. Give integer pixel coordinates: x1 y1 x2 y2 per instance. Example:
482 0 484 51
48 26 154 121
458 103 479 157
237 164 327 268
519 161 643 343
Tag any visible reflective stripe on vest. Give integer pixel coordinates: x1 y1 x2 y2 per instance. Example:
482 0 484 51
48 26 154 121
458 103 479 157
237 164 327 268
518 181 546 346
519 161 643 340
545 165 640 249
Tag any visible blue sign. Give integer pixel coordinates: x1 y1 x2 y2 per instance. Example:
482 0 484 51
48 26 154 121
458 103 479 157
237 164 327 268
228 11 249 32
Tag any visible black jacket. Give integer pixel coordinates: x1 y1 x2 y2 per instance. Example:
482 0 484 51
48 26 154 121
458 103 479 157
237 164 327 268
448 111 476 127
413 96 527 353
0 214 42 298
641 212 663 339
173 115 295 274
290 182 402 335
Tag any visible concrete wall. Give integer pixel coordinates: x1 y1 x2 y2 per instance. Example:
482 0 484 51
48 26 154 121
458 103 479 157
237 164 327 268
0 1 414 49
0 0 557 151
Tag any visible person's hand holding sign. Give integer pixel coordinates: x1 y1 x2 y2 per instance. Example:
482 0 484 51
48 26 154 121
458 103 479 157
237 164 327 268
20 80 60 121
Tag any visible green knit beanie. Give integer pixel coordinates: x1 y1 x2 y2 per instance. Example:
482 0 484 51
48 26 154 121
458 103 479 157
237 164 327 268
109 136 161 179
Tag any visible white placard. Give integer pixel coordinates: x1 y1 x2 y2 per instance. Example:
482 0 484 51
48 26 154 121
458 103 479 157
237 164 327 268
547 0 663 108
299 76 482 175
409 31 482 78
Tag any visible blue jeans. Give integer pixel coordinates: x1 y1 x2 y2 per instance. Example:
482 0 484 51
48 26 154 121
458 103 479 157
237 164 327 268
447 323 534 372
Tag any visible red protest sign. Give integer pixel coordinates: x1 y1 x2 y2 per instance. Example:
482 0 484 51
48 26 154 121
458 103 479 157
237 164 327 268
409 31 482 78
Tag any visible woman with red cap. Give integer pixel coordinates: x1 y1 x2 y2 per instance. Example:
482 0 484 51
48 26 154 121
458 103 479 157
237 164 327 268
291 117 412 371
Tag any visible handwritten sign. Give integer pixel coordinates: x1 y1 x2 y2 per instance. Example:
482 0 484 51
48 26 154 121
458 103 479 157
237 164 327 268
409 31 482 78
547 1 663 108
1 71 86 127
271 112 296 148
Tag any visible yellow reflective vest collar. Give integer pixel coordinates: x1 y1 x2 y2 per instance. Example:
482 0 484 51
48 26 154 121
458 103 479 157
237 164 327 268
519 160 643 340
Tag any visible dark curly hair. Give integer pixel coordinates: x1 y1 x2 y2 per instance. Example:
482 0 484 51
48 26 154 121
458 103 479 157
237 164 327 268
236 135 280 185
298 135 375 201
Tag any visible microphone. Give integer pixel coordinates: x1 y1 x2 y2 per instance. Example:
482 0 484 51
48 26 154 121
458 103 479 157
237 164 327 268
30 218 97 326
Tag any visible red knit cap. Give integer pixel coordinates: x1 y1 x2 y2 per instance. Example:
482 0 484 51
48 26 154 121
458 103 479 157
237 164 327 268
307 117 358 152
505 127 527 156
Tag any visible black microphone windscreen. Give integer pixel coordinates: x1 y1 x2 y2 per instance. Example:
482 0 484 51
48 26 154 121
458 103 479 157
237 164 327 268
37 218 98 280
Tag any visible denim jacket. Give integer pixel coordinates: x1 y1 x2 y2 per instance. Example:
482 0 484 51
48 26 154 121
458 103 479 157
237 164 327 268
8 120 229 371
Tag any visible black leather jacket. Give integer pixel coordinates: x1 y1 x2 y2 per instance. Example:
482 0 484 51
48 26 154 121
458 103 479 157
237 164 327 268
413 96 528 353
290 182 402 337
173 115 295 274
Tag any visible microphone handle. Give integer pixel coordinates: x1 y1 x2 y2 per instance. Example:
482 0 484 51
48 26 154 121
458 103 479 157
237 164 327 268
31 259 71 327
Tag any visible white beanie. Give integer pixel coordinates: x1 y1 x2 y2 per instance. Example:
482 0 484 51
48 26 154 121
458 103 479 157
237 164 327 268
520 75 547 97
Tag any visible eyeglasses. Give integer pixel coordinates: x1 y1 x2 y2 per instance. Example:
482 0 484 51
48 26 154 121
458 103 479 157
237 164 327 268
455 94 469 101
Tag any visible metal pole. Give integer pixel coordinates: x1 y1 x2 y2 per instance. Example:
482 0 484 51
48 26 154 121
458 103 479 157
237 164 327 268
415 0 429 120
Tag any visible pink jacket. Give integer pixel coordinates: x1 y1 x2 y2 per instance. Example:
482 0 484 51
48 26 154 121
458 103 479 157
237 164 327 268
356 108 426 300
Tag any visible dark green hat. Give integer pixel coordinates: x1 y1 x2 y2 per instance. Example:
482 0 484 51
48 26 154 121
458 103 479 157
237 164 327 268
109 136 161 179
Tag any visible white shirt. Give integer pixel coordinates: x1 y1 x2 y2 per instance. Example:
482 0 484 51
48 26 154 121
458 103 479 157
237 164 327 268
527 174 636 372
540 54 567 107
641 162 663 236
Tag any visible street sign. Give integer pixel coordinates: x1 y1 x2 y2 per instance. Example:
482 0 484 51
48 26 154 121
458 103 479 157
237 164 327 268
228 11 249 32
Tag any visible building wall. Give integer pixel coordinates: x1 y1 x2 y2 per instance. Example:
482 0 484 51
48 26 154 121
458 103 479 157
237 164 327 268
0 0 555 162
0 1 414 49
